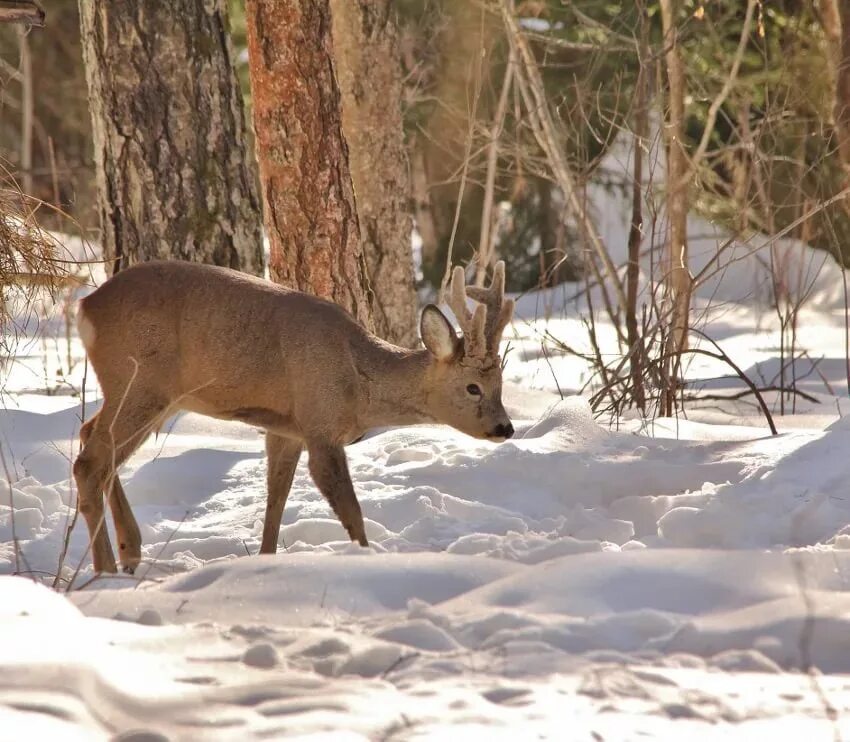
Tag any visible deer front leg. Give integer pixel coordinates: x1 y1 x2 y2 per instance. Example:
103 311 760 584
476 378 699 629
260 433 302 554
307 442 368 547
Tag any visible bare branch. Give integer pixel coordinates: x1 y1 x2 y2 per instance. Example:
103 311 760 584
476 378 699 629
475 41 515 286
0 1 44 26
501 0 628 325
683 0 757 185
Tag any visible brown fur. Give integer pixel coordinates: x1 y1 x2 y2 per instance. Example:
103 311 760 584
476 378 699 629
73 260 514 573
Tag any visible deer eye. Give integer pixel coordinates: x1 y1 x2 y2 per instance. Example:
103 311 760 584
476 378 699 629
466 384 483 397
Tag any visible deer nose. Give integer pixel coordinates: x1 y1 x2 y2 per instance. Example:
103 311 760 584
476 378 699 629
491 422 514 440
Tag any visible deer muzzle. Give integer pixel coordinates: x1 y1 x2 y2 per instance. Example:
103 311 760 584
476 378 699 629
487 420 514 441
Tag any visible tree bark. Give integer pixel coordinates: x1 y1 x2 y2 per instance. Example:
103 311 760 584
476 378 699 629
78 0 263 275
330 0 417 347
659 0 691 415
244 0 374 332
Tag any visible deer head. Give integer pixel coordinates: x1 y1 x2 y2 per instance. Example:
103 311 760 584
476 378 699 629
419 261 515 441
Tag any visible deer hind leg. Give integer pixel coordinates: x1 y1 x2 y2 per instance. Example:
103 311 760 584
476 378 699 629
260 433 303 554
79 412 143 574
107 477 143 574
307 442 368 547
74 394 165 573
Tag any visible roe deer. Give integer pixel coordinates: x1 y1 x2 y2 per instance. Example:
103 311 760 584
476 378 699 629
74 260 515 573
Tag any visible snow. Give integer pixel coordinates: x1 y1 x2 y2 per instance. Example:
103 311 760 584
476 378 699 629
4 145 850 737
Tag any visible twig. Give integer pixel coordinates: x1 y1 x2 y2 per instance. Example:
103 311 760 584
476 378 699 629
501 0 628 324
685 385 820 405
680 329 778 435
790 554 840 739
54 358 86 588
439 4 487 301
519 30 632 54
475 39 515 286
381 652 420 679
682 0 757 187
540 341 564 400
135 509 191 588
0 443 21 575
0 1 44 26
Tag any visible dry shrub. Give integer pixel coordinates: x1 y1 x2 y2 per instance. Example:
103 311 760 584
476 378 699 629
0 170 84 360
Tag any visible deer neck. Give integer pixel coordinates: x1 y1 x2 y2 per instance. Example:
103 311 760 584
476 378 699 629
356 342 433 428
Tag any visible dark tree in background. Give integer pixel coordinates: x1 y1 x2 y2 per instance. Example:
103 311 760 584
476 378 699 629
78 0 263 275
331 0 417 347
244 0 375 332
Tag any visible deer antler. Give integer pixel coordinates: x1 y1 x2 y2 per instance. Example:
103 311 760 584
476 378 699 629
466 260 514 356
448 265 488 360
447 261 514 363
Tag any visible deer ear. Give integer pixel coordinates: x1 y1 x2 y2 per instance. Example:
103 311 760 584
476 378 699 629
420 304 459 361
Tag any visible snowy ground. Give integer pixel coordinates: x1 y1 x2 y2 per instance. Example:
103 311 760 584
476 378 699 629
4 157 850 737
3 282 850 739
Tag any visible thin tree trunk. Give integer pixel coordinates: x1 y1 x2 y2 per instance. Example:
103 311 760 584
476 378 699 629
627 1 649 412
411 136 440 273
17 26 32 197
421 1 499 244
78 0 263 275
820 0 850 393
538 179 558 286
244 0 373 332
659 0 691 416
330 0 416 346
822 0 850 172
476 43 515 287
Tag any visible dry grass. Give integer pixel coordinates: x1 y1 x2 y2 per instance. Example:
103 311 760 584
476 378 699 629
0 184 62 287
0 166 89 364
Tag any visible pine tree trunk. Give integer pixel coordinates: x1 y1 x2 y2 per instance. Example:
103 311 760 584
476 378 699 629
244 0 374 332
330 0 417 347
78 0 263 276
